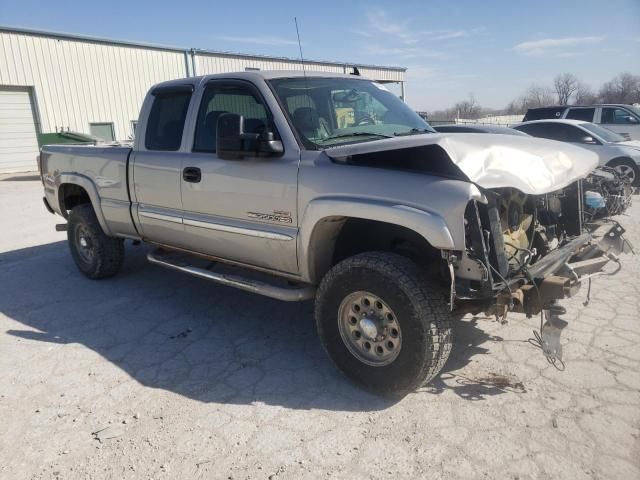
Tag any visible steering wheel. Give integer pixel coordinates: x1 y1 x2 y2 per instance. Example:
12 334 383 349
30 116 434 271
355 115 375 126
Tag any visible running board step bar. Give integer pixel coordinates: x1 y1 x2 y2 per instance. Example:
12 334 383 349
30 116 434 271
147 249 316 302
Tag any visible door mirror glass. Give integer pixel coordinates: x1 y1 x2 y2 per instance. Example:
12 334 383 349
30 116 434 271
580 135 597 144
624 115 638 124
216 113 283 160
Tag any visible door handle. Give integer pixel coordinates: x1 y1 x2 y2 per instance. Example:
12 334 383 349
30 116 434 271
183 167 201 183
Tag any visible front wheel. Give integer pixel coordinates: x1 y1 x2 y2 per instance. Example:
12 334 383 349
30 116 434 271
315 252 452 396
608 158 640 187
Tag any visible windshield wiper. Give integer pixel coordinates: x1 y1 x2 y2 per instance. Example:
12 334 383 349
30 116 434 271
394 128 434 137
319 132 394 142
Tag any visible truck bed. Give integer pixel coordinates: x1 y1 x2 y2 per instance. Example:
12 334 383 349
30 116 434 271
40 143 136 237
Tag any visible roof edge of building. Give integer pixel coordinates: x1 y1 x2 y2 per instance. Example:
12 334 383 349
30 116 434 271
0 25 407 72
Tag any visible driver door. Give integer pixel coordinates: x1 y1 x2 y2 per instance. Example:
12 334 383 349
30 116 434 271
179 80 300 274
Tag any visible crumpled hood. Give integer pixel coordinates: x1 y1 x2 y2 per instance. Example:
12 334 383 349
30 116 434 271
326 133 599 195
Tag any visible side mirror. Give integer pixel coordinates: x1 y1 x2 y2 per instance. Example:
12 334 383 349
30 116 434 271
257 131 284 155
625 115 638 124
216 113 283 160
580 135 597 144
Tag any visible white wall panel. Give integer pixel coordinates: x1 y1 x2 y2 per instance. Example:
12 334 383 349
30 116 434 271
0 31 186 140
0 28 405 148
0 88 40 173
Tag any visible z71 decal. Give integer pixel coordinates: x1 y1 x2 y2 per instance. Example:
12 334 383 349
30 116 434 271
247 210 293 224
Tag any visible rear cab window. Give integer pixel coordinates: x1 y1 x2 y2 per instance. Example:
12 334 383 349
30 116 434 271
145 86 193 151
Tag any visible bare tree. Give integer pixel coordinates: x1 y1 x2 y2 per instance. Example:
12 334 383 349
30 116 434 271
504 100 522 115
454 93 481 119
598 73 640 104
522 84 555 109
574 82 598 105
553 73 579 105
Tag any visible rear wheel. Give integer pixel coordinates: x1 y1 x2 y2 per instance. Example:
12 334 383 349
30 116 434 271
67 204 124 279
315 252 452 396
608 158 640 187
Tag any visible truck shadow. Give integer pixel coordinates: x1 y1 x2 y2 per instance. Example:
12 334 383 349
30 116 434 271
0 174 41 181
0 241 512 411
424 317 526 400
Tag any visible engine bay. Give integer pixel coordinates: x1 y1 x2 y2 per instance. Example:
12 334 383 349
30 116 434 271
456 167 633 314
498 167 633 271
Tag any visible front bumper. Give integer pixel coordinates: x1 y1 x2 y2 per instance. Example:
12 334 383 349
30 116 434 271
508 222 632 316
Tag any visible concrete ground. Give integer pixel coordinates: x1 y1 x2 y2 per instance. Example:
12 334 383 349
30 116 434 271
0 175 638 480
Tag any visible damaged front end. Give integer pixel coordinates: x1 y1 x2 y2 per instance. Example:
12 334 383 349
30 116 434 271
583 166 634 220
453 179 633 363
327 132 633 363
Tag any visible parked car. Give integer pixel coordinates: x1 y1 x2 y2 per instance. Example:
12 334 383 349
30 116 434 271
523 104 640 140
433 124 529 136
39 71 630 396
513 119 640 186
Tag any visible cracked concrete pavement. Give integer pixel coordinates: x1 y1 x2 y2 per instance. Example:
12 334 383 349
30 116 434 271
0 176 638 480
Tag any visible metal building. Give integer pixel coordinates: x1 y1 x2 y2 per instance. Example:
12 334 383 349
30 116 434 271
0 26 406 173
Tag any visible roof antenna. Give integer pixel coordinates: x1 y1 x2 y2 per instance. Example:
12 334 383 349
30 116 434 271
294 17 307 78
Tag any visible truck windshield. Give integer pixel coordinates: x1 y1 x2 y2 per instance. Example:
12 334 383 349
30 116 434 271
269 77 434 148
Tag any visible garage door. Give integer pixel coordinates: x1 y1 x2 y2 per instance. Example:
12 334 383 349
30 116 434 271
0 88 40 174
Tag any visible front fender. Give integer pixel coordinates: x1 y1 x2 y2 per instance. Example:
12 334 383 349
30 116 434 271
52 173 113 236
298 197 455 283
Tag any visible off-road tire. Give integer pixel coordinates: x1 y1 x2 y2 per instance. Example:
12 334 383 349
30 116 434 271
67 204 124 279
607 157 640 187
315 252 452 396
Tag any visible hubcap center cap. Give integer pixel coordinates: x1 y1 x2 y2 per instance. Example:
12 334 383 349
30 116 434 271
79 237 88 248
359 317 378 340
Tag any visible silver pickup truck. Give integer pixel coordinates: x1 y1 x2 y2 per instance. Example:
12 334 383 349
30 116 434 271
39 71 631 396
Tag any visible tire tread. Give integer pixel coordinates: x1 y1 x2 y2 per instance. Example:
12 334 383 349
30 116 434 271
315 251 452 395
67 204 124 279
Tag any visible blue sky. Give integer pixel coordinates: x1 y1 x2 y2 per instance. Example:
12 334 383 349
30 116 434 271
3 0 639 110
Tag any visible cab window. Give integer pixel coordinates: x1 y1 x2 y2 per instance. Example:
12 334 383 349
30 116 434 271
193 84 273 153
601 107 639 124
565 108 594 122
145 90 192 151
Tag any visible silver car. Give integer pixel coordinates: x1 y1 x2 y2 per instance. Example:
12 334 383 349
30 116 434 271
523 104 640 141
513 119 640 186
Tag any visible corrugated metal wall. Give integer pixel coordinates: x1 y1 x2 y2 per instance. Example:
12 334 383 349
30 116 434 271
0 31 186 140
0 28 405 149
194 53 405 82
195 54 344 76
